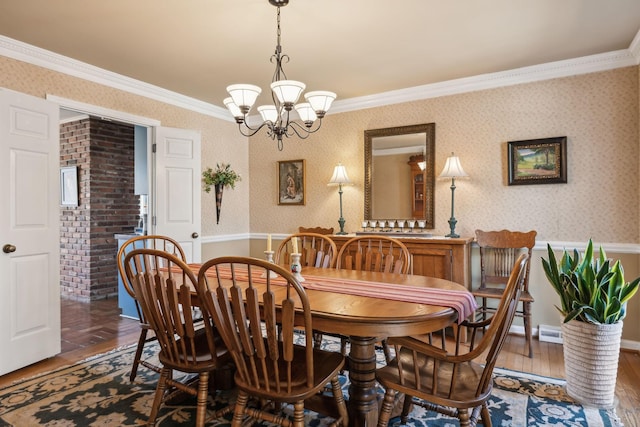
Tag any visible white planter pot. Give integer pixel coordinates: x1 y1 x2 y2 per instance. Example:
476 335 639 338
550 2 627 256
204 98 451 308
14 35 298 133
561 320 623 408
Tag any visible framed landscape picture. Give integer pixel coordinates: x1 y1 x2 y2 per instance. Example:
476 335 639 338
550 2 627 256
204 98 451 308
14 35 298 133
278 159 305 205
507 136 567 185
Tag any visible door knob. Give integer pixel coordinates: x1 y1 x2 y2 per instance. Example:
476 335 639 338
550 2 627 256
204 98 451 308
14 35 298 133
191 232 199 239
3 244 16 254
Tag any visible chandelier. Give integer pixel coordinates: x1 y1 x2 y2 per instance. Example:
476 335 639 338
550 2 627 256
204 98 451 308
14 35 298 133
223 0 337 151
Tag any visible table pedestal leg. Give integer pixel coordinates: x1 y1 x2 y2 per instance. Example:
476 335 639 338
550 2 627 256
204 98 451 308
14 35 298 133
347 336 378 427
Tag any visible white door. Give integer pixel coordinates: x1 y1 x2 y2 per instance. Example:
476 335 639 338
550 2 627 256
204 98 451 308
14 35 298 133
0 89 61 375
154 126 201 263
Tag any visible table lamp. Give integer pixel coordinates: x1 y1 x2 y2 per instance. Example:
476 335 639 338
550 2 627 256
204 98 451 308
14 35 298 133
328 163 352 235
438 153 468 238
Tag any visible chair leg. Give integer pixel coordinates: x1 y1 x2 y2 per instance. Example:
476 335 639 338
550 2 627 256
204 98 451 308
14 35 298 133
231 390 249 427
401 393 413 424
377 388 397 427
292 401 305 427
381 339 393 363
313 331 324 349
340 337 348 356
480 403 492 427
458 408 471 427
130 327 149 382
524 301 533 358
330 375 349 427
194 372 209 427
148 367 171 426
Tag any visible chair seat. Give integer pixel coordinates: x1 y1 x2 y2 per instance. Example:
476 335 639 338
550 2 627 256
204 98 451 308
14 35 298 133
473 288 534 303
376 347 489 406
235 343 345 402
158 326 230 373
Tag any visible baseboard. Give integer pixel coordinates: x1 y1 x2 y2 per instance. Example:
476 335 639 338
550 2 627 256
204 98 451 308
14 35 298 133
510 324 640 351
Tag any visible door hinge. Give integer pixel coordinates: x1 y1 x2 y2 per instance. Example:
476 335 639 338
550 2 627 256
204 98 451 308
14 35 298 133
152 216 157 226
152 143 157 153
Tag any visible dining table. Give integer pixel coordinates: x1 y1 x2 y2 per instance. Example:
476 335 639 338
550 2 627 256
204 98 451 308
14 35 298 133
185 263 477 427
291 267 476 427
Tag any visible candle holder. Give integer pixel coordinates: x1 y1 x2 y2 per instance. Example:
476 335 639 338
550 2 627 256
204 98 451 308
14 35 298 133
290 253 305 282
261 251 278 278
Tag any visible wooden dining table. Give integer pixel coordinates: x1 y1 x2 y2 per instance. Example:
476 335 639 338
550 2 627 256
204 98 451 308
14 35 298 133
184 263 476 427
280 266 476 427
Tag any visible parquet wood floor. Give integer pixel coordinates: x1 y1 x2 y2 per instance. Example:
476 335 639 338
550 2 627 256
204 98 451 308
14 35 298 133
0 298 637 426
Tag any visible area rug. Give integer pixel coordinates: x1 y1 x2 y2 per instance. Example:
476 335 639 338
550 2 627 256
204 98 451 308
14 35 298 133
0 341 623 426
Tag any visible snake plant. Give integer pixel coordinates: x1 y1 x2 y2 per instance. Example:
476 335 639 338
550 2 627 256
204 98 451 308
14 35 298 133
541 239 640 324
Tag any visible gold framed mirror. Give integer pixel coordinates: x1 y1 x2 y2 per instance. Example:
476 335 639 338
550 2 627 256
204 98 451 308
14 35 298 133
364 123 435 228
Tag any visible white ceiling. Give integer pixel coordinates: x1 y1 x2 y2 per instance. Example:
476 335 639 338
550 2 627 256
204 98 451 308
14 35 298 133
1 0 640 113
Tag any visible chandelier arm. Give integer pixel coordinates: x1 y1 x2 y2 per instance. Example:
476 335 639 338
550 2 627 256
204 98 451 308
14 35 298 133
237 121 270 138
288 119 323 135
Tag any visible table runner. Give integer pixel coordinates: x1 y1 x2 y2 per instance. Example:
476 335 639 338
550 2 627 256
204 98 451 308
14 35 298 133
187 264 477 324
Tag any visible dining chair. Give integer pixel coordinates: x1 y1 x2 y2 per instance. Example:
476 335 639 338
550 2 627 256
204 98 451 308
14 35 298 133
196 256 349 427
376 253 530 427
473 229 536 358
298 226 334 235
276 233 338 348
275 232 338 269
116 234 187 381
336 235 411 274
335 235 411 362
123 248 232 427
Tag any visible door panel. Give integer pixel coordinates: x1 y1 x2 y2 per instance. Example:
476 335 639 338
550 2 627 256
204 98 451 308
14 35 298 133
154 126 201 262
0 89 60 375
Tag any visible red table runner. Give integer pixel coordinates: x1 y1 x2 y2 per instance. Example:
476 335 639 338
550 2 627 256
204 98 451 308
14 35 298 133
188 264 477 324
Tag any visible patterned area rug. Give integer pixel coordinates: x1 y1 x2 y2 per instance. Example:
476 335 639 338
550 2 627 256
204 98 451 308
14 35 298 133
0 340 623 426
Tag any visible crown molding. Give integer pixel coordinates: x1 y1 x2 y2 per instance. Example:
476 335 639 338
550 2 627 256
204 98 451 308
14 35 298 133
2 30 639 119
0 35 231 121
330 47 639 114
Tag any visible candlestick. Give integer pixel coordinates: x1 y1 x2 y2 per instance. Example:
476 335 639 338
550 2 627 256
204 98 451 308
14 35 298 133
267 234 272 252
261 250 278 278
290 253 305 282
292 237 298 254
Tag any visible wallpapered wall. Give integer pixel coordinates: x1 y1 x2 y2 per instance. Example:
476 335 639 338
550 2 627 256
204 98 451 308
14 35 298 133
249 67 639 243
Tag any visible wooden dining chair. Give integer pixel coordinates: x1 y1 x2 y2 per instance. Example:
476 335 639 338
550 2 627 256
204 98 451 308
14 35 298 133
298 226 334 235
473 229 536 358
123 248 232 427
276 233 338 348
336 235 411 274
335 236 411 361
116 234 187 381
275 232 338 269
376 253 530 427
196 256 349 427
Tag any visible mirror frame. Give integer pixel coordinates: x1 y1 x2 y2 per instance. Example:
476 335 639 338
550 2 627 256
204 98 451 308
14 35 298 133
364 123 435 228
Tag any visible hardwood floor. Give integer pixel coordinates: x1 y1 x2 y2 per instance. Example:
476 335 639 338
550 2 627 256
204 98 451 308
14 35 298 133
0 298 638 426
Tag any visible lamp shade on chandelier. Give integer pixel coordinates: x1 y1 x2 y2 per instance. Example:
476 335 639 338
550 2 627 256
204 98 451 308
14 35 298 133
224 0 337 150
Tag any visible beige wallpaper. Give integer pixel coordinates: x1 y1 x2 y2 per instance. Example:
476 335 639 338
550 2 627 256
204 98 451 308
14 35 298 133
249 67 639 244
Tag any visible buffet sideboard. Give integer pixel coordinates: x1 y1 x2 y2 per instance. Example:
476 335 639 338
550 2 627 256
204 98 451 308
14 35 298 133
329 234 473 289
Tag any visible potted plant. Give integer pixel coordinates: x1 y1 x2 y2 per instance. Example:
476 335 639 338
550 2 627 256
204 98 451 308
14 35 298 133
542 239 639 408
202 163 241 224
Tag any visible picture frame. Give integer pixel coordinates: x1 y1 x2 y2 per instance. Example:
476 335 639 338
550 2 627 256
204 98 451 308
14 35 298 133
60 166 79 206
508 136 567 185
278 159 305 205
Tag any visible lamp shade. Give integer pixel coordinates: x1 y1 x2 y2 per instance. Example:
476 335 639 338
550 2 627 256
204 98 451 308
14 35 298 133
328 163 352 185
305 91 337 116
270 80 306 105
226 84 262 111
223 97 243 119
294 103 317 124
438 154 468 178
257 105 278 123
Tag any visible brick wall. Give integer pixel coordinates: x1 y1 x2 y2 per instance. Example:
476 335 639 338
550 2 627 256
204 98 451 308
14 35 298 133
60 117 138 301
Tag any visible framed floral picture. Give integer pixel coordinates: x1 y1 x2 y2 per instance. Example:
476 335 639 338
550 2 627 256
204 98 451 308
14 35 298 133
507 136 567 185
278 159 305 205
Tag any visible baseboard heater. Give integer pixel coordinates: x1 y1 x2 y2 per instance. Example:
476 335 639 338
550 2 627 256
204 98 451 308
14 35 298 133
538 324 563 344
